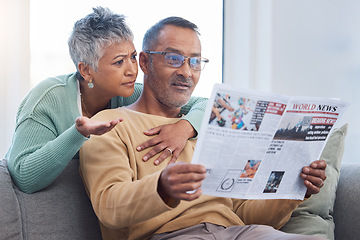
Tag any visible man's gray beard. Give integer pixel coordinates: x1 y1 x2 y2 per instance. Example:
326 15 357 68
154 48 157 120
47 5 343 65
147 66 192 109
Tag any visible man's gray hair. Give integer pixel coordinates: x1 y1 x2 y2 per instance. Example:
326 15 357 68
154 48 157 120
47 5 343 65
142 16 200 51
68 6 133 74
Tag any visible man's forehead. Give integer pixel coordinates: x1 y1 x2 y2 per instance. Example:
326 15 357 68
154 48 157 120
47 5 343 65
156 25 201 55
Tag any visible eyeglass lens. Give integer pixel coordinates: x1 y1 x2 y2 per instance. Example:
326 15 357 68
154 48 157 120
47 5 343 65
164 53 205 71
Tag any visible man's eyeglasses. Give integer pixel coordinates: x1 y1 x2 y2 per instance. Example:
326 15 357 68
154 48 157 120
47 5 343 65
144 51 209 71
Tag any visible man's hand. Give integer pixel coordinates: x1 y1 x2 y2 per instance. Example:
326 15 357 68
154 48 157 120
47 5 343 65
300 160 327 198
75 116 123 138
136 120 196 165
158 162 206 202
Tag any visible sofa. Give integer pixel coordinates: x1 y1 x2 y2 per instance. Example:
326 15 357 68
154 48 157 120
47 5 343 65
1 124 358 240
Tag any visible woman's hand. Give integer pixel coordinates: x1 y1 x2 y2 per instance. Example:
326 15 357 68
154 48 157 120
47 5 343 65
75 116 123 138
136 120 196 166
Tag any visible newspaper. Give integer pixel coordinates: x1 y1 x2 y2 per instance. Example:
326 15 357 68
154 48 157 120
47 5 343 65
192 84 349 200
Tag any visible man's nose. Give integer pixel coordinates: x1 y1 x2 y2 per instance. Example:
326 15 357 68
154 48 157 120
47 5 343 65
176 58 192 78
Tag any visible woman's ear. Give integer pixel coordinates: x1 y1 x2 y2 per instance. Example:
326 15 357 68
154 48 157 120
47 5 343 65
77 62 92 82
139 51 150 75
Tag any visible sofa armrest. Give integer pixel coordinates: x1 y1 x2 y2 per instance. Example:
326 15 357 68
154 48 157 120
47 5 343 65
0 159 22 239
333 163 360 240
0 158 102 240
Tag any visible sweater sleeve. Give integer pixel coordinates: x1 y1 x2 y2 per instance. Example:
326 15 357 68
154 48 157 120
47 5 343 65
80 121 173 229
180 96 208 136
7 118 86 193
6 79 87 194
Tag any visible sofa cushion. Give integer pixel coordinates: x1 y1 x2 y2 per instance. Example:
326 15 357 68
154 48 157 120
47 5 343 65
0 159 22 240
280 123 348 240
2 158 102 240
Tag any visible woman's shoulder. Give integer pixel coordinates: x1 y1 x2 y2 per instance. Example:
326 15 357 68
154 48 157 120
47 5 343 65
27 73 76 98
16 73 78 119
32 73 77 92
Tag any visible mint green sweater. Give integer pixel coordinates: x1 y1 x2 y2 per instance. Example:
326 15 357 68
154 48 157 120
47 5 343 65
6 73 207 193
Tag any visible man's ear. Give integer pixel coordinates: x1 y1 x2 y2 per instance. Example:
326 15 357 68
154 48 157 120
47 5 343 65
78 62 92 82
139 51 150 75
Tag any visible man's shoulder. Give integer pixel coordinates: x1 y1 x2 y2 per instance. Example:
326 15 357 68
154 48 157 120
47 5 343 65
91 108 148 125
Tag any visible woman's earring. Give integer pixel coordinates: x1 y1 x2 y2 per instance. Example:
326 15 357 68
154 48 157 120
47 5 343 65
88 79 94 89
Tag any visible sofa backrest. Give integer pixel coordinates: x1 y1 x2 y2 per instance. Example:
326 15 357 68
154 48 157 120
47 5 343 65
333 163 360 240
0 158 102 240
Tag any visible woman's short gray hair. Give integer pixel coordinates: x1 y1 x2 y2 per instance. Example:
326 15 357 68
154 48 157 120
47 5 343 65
68 7 133 73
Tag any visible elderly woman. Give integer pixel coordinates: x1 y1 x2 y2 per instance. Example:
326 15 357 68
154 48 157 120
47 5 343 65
6 7 207 194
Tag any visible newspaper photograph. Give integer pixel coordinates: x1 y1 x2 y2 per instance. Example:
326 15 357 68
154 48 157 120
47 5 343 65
191 84 349 200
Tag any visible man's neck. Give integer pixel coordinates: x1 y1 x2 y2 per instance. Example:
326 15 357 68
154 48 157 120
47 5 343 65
127 94 182 118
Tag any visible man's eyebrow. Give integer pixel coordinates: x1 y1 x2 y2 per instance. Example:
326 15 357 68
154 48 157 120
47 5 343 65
164 47 201 57
163 47 181 54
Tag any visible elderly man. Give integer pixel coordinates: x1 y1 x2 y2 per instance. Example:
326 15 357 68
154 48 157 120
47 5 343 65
80 16 327 240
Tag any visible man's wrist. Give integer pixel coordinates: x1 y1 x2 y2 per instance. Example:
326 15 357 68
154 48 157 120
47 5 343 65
157 175 179 208
157 177 169 203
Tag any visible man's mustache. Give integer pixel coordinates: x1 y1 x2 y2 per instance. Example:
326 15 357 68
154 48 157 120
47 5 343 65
169 77 193 87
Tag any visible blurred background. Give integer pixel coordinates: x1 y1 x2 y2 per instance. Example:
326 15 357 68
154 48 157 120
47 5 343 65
1 0 359 163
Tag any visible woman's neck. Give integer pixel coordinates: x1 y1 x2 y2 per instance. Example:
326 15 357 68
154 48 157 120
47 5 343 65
79 82 111 118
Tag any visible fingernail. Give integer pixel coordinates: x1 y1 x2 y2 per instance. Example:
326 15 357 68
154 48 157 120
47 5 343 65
154 160 159 165
143 156 148 161
137 146 141 151
303 167 310 173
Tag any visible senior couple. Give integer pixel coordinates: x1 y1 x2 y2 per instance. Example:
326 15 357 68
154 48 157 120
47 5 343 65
8 6 327 240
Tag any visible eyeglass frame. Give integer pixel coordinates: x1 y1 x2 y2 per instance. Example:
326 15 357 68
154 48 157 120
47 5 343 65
144 51 209 71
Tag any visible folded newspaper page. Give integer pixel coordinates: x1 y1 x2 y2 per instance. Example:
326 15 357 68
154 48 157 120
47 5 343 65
191 84 349 200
